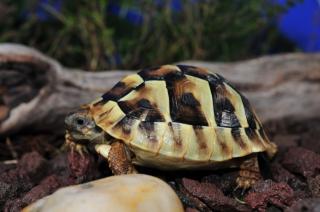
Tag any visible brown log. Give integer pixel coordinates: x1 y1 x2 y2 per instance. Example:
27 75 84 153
0 44 133 135
0 44 319 136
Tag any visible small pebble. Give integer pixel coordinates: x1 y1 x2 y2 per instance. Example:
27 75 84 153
23 174 184 212
282 147 320 178
285 198 320 212
245 179 295 211
181 178 248 211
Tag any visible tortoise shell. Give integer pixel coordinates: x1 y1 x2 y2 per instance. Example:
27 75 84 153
89 65 277 169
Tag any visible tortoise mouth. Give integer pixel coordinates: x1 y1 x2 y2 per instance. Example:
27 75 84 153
67 129 111 146
72 138 89 145
67 131 91 145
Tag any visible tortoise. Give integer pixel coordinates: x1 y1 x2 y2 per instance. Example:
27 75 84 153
65 65 277 188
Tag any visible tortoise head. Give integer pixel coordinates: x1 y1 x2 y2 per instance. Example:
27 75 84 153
65 108 104 142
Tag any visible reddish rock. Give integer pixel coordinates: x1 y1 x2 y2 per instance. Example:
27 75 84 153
0 150 103 211
272 163 310 198
271 163 296 183
0 167 27 184
182 178 249 211
21 175 61 205
0 151 48 208
50 152 69 173
3 175 61 212
201 172 238 195
3 198 24 212
67 150 100 183
176 183 211 212
245 180 295 211
17 151 48 183
0 169 32 208
49 153 72 186
0 182 13 207
282 147 320 178
285 198 320 212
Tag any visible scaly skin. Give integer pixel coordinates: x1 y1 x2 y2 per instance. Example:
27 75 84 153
65 130 88 156
66 130 137 175
236 156 261 189
107 142 137 175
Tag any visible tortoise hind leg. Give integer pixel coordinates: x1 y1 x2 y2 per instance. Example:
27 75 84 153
236 156 262 189
101 142 137 175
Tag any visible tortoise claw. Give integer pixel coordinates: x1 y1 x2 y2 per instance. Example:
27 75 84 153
71 143 88 157
65 130 88 157
232 185 248 204
65 131 73 146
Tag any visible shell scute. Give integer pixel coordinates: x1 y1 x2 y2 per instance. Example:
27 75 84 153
118 80 171 122
158 122 188 159
102 74 144 101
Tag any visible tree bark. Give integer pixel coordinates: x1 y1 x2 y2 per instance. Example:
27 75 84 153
0 44 319 136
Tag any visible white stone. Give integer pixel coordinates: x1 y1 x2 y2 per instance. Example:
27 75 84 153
23 174 184 212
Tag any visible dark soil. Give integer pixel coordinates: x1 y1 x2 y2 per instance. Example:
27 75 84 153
1 118 320 212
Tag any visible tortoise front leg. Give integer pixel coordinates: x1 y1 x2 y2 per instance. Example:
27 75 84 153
65 130 88 156
95 142 137 175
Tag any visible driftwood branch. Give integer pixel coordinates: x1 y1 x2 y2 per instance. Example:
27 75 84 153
0 44 133 135
1 44 319 136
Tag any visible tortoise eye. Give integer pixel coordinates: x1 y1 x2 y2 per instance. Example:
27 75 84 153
75 117 85 126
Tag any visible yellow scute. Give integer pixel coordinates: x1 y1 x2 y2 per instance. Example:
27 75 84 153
91 101 126 131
